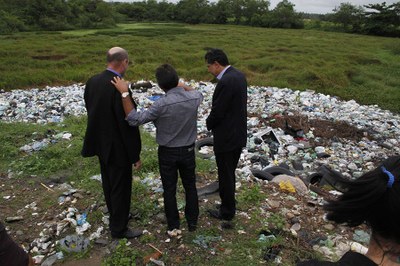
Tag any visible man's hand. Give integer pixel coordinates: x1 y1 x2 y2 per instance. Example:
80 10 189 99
178 81 193 91
112 76 135 116
133 160 142 171
111 76 129 94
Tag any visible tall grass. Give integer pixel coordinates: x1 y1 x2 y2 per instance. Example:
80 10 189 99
0 23 399 112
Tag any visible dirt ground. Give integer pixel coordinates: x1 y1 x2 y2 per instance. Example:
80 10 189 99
1 116 372 265
1 173 367 265
261 114 374 145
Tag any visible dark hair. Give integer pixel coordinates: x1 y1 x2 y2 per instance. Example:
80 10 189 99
106 49 128 63
155 64 179 91
204 48 229 66
324 156 400 243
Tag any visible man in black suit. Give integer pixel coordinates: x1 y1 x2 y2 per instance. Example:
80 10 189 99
205 48 247 221
82 47 142 239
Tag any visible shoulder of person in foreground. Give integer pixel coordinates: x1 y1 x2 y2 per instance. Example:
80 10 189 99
297 251 377 266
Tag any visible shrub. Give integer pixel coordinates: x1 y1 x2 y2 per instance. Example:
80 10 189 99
0 11 26 34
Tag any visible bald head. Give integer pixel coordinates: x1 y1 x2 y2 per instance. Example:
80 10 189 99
106 47 129 75
107 47 129 63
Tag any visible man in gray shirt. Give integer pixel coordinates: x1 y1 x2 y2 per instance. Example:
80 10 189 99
112 64 203 232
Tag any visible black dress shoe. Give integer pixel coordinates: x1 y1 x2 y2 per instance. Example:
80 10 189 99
112 228 143 239
207 209 224 220
208 209 233 221
188 224 197 232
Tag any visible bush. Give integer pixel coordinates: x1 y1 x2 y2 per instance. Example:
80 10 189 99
37 16 73 31
250 14 270 27
0 11 26 34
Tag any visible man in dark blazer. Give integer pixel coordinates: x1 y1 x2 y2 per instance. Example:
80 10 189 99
82 47 142 239
205 48 247 221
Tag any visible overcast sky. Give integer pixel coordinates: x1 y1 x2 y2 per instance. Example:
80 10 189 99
106 0 398 14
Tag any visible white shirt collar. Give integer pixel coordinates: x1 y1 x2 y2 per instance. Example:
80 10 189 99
217 65 231 80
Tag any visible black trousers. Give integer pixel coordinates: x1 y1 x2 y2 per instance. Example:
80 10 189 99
99 159 132 237
158 144 199 230
215 148 242 220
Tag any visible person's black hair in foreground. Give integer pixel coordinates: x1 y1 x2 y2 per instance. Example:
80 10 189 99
298 156 400 266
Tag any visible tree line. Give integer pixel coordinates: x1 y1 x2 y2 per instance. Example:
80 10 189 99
318 2 400 37
0 0 399 37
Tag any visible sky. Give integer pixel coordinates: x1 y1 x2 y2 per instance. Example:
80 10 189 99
105 0 398 14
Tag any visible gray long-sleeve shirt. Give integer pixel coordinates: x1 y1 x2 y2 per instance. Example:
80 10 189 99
126 87 203 147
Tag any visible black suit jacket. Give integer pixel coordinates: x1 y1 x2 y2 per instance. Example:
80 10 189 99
82 70 141 166
206 66 247 153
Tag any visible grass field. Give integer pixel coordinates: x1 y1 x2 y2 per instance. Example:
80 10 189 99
0 23 399 112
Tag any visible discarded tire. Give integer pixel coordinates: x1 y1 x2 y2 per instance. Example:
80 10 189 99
317 165 344 179
130 81 153 91
278 162 290 170
307 173 324 185
197 181 219 197
251 169 275 181
263 166 295 177
195 137 214 159
291 160 304 171
317 165 348 192
306 170 348 193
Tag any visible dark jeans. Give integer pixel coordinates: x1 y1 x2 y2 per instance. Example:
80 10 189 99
215 148 242 220
158 144 199 230
99 159 132 237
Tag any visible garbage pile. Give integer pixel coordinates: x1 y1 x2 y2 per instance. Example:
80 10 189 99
1 81 400 183
131 81 399 184
19 131 72 154
1 81 400 264
0 84 86 124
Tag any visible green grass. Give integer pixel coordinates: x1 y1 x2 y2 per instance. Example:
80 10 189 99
102 239 141 266
0 23 399 112
1 116 167 181
237 183 264 210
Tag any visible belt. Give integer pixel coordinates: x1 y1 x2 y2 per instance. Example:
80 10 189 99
159 143 195 150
